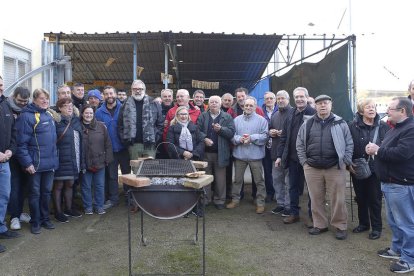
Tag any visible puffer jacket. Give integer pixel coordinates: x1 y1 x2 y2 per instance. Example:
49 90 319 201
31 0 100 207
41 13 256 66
166 121 204 160
82 119 113 171
296 113 354 169
15 103 58 172
54 115 83 178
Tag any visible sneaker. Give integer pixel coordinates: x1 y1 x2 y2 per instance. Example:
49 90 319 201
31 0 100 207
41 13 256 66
283 215 300 224
378 247 401 260
85 209 93 215
19 213 31 223
55 213 69 223
281 209 291 217
96 208 106 215
103 200 115 210
256 206 265 214
31 224 41 235
335 229 347 240
271 206 284 215
64 209 82 218
0 244 5 253
226 201 239 209
41 221 55 230
390 260 414 273
0 230 21 239
10 217 21 230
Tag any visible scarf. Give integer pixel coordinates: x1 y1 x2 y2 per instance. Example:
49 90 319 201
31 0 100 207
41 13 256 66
178 121 193 152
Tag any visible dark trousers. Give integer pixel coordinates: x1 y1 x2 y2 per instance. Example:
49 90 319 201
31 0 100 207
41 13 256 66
106 149 130 204
7 158 29 219
262 148 275 197
28 171 54 226
352 173 383 231
288 159 305 216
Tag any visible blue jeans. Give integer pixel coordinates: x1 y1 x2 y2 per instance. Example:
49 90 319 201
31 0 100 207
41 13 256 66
382 183 414 265
272 165 290 209
0 162 11 233
7 158 29 219
28 171 54 226
82 168 105 210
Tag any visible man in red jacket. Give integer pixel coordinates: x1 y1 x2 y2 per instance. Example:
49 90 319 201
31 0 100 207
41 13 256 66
163 89 201 142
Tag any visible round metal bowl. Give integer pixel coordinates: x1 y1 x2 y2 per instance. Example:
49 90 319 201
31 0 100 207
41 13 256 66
129 185 201 220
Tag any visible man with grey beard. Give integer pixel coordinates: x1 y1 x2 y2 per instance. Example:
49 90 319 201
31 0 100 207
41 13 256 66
118 80 163 161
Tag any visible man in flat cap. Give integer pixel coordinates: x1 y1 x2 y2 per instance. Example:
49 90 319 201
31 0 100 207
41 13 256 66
296 94 353 240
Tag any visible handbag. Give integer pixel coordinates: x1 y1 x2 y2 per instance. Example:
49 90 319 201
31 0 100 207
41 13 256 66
352 125 380 180
352 157 372 179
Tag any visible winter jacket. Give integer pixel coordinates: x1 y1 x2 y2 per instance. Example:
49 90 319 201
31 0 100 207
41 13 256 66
261 104 278 124
118 95 163 146
82 119 113 171
296 113 354 169
232 112 268 161
277 105 316 168
270 105 293 160
227 103 265 119
15 103 58 172
95 100 125 152
197 111 235 167
375 117 414 185
348 112 390 172
54 115 83 178
163 102 201 142
166 121 204 160
0 95 16 155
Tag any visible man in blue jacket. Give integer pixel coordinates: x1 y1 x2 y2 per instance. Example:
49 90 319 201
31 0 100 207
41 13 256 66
95 86 130 210
366 97 414 273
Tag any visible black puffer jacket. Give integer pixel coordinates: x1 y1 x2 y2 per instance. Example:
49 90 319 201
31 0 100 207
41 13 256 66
54 115 83 178
348 113 390 171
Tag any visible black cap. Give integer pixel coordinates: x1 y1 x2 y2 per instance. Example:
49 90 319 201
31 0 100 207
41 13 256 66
314 94 332 103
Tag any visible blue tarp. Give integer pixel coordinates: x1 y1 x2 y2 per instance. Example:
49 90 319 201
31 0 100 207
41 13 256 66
249 76 271 107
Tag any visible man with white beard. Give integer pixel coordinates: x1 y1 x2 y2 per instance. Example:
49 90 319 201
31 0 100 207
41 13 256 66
118 80 163 161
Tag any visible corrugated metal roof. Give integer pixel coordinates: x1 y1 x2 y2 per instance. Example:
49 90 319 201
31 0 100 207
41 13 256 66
44 31 281 95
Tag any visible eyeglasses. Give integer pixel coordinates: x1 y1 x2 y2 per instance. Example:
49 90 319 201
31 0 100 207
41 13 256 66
387 107 402 112
132 88 144 91
244 104 254 107
178 113 188 116
264 97 275 100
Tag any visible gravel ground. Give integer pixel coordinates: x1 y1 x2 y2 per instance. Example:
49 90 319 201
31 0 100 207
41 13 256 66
0 180 395 276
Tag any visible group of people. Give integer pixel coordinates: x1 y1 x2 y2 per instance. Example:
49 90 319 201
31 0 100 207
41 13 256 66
0 76 413 274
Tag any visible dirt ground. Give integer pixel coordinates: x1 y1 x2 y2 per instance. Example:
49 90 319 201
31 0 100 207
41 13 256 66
0 176 395 276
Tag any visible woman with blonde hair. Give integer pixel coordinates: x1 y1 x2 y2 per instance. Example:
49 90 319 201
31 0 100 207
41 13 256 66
166 106 204 160
348 98 390 240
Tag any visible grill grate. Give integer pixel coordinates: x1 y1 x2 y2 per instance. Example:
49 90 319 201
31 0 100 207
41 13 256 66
136 159 196 177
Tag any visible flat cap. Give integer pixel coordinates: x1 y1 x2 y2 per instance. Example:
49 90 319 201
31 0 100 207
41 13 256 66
314 94 332 103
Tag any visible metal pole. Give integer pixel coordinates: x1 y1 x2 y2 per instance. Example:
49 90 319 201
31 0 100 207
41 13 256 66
164 43 168 89
133 34 137 80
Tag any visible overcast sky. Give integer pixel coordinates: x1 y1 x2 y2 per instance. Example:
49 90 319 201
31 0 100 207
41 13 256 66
1 0 412 91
